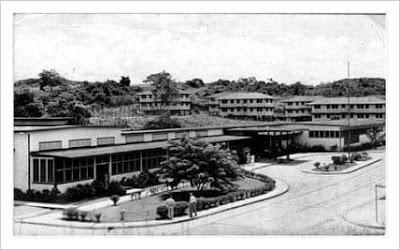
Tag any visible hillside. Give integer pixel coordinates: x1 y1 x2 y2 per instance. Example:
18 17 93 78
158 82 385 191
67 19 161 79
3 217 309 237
14 70 385 124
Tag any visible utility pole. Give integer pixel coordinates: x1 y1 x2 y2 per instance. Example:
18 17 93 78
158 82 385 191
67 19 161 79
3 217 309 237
347 62 351 159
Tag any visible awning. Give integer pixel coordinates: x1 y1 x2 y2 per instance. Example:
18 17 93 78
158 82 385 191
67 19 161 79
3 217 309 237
33 135 252 159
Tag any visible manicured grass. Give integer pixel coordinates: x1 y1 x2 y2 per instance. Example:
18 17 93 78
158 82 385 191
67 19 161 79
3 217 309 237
90 177 265 223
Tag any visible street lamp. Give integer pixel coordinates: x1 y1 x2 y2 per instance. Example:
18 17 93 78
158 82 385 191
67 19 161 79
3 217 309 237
346 62 351 159
375 184 386 224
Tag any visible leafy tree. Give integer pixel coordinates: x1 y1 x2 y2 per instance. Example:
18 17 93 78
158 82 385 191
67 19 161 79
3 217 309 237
144 71 180 115
71 103 91 125
14 89 44 117
38 69 62 91
142 115 182 130
185 78 205 88
159 138 242 191
119 76 131 87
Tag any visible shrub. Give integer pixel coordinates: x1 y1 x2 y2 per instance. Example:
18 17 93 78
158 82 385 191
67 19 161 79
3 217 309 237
314 162 321 169
95 212 102 223
110 195 120 206
341 154 348 164
91 180 106 196
331 156 345 165
79 210 88 221
156 201 189 219
63 207 79 220
107 181 126 196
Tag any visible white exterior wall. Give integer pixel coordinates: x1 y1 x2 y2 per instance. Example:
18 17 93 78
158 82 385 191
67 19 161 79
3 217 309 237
29 127 125 151
14 133 29 191
293 128 343 151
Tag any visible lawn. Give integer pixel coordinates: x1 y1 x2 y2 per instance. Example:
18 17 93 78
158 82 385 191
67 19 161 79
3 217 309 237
90 177 266 223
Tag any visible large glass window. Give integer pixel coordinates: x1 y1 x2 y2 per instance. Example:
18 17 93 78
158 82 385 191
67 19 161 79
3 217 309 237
32 158 55 184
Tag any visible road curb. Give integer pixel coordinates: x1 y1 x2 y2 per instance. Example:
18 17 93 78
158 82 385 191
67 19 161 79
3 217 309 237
16 180 289 230
341 212 385 230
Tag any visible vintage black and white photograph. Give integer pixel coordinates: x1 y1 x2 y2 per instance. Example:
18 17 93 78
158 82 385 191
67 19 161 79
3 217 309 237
5 2 396 242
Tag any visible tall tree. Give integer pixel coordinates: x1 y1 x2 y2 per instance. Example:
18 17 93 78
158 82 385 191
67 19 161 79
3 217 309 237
119 76 131 87
38 69 62 91
159 138 242 191
143 71 179 115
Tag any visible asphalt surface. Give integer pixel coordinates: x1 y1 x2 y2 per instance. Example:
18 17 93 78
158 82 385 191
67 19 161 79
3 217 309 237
14 150 386 236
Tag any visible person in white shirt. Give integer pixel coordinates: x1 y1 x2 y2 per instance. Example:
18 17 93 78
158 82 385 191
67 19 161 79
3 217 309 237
189 192 197 217
165 195 175 219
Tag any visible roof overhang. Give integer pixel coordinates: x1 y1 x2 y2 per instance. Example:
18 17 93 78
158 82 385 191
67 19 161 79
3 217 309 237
32 135 252 159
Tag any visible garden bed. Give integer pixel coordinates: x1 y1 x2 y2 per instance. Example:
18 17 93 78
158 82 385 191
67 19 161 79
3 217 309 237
313 162 357 172
71 175 273 223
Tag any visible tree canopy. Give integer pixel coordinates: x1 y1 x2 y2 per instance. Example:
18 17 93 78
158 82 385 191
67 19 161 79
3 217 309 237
159 138 242 191
144 71 180 114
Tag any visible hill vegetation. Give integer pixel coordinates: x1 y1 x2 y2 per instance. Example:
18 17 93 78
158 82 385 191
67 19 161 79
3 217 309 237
14 69 385 125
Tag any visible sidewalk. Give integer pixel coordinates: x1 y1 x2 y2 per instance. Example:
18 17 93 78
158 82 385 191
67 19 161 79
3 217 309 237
342 199 386 230
16 179 289 229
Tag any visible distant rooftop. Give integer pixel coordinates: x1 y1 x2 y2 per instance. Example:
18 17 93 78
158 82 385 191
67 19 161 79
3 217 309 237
216 92 275 100
139 89 190 95
308 96 385 105
14 117 73 126
280 96 323 103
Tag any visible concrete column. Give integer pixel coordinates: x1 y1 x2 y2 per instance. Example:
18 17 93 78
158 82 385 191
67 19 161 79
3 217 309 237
140 151 143 172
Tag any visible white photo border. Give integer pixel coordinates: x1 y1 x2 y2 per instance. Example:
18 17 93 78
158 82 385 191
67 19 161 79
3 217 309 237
1 1 399 249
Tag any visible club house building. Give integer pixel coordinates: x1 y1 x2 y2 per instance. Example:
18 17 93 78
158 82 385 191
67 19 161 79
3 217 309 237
14 118 384 192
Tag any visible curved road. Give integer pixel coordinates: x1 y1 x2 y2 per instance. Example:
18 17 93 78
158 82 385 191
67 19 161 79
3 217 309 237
14 150 386 236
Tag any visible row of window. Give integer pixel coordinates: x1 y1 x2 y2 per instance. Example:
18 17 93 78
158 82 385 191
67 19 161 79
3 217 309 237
33 158 54 183
314 104 384 109
32 150 167 184
39 137 116 151
56 158 95 183
111 150 166 175
309 130 341 138
221 107 274 113
140 94 190 99
286 102 308 106
221 99 273 104
287 109 309 114
313 113 384 119
140 103 190 108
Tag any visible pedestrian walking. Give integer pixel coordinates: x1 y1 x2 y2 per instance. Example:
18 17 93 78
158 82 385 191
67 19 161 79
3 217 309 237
165 195 175 219
189 192 197 217
251 154 255 167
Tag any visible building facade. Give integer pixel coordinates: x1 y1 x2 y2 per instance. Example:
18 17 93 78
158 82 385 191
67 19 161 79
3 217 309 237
14 118 384 192
281 96 322 122
308 97 385 121
216 92 275 120
138 90 191 116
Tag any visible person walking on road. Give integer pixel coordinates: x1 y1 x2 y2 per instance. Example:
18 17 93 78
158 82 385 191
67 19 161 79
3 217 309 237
165 194 175 219
189 192 197 217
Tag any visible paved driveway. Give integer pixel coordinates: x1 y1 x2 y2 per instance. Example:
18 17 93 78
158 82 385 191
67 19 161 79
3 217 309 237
14 150 386 235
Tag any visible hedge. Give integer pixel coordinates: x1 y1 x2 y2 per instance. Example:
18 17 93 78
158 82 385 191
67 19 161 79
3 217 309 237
156 201 189 219
156 170 276 219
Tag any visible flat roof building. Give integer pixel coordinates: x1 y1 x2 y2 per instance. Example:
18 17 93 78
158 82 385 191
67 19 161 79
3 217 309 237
280 96 322 122
308 96 385 121
14 118 384 192
138 90 191 116
216 92 276 120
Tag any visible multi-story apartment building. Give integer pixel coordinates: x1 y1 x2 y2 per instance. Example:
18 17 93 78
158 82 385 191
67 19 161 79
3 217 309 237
308 96 385 121
138 90 191 116
281 96 322 122
207 93 229 115
216 92 275 120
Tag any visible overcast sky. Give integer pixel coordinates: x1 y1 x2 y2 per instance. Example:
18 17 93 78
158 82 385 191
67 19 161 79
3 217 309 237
14 14 385 85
